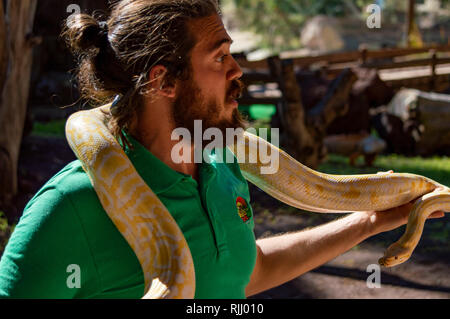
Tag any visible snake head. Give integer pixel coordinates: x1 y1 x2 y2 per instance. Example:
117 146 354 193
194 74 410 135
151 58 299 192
378 242 411 267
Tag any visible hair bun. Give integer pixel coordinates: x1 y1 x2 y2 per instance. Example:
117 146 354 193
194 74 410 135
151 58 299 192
63 13 108 54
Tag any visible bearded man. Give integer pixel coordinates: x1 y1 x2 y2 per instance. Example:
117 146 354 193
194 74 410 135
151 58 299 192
0 0 444 298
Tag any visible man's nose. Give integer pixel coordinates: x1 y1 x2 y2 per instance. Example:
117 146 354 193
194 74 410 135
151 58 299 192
227 56 243 81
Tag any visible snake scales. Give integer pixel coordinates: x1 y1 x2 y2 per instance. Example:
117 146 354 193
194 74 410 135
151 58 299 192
65 104 450 299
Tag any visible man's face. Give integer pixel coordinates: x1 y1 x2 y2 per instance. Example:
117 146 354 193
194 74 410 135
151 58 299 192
172 14 246 140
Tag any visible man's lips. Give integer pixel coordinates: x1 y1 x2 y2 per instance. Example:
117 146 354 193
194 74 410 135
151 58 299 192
228 99 238 107
226 80 244 106
226 95 239 107
226 91 242 104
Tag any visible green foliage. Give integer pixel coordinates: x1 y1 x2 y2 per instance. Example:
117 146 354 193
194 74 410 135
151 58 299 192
0 211 15 255
0 211 8 233
427 221 450 242
228 0 302 51
226 0 450 52
226 0 375 52
319 153 450 187
31 119 66 138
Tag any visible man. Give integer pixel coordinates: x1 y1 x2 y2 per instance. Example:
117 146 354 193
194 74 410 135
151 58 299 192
0 0 444 298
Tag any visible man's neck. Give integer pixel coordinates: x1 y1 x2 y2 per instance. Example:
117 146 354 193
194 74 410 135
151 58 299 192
129 101 198 181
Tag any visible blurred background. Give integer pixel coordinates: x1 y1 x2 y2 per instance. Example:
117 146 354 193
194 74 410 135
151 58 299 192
0 0 449 298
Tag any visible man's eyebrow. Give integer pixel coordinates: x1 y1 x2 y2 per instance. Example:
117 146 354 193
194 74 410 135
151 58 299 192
208 38 233 53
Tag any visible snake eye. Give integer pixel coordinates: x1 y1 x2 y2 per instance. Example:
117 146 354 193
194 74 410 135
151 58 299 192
394 256 398 260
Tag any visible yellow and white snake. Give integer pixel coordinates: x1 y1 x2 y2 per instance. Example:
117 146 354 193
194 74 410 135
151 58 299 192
65 104 450 299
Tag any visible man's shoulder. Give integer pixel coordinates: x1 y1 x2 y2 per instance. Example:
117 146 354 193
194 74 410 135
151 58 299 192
0 161 108 298
24 160 98 215
39 160 93 195
46 159 91 189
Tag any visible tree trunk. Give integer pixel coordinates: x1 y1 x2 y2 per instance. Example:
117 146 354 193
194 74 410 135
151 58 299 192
0 1 38 208
406 0 423 48
269 57 356 169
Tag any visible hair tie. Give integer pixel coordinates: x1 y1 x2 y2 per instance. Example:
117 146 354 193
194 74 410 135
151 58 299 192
96 21 109 48
110 89 134 116
98 21 108 33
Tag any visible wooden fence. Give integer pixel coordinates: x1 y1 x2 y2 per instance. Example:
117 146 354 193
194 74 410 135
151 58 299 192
236 44 450 106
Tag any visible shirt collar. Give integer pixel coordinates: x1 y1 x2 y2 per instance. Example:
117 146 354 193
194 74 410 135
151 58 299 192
120 130 220 194
121 131 187 194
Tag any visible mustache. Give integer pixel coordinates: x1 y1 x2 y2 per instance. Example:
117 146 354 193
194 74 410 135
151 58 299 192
227 79 245 100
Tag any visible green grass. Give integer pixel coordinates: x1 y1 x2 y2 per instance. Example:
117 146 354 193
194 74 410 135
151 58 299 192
319 153 450 187
248 104 276 121
31 119 66 138
239 104 277 121
0 211 15 255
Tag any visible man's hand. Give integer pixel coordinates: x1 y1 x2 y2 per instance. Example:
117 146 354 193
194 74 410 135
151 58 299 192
363 184 446 236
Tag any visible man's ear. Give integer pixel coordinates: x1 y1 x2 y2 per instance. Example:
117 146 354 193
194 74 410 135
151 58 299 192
148 65 176 98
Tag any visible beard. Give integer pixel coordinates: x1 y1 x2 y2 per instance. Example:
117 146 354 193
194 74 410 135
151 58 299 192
172 77 247 145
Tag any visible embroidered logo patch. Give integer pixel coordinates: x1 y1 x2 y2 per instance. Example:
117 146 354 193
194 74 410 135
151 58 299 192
236 196 251 223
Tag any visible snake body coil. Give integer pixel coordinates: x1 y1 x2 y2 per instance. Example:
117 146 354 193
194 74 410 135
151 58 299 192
65 104 450 298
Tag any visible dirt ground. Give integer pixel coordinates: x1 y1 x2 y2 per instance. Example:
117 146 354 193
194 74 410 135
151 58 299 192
248 186 450 299
7 134 450 299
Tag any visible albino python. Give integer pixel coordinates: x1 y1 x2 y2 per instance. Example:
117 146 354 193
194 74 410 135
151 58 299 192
65 104 450 299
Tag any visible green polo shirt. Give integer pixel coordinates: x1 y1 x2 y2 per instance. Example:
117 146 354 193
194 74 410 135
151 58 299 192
0 134 257 299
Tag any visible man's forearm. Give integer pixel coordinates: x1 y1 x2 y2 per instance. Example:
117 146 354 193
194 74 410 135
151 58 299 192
247 212 373 296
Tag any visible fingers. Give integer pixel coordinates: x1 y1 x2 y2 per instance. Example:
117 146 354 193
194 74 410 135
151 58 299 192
428 211 445 219
377 170 394 174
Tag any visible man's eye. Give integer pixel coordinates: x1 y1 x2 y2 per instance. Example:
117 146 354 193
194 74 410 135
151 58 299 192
216 54 228 63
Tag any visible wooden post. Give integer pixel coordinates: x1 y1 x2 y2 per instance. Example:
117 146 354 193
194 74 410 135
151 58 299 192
0 1 38 211
406 0 423 48
359 45 368 66
267 55 286 133
306 69 357 133
271 58 322 168
407 0 414 37
0 1 7 92
430 49 437 91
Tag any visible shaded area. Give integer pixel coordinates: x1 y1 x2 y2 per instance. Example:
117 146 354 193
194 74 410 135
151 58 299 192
312 265 450 294
7 134 76 223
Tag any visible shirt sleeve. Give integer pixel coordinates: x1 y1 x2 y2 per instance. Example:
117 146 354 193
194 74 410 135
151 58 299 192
0 186 101 298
